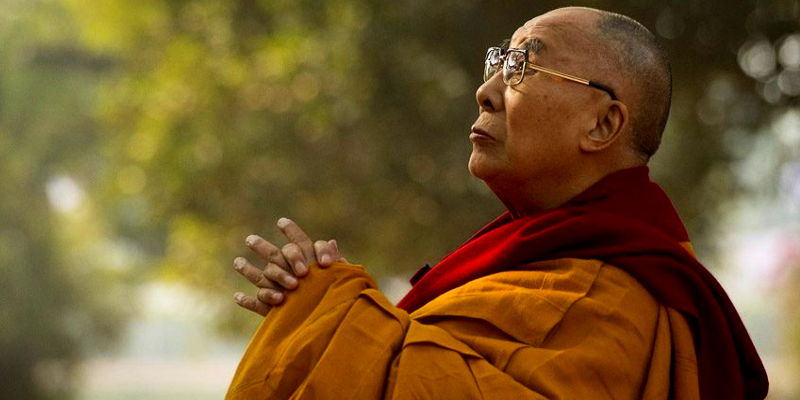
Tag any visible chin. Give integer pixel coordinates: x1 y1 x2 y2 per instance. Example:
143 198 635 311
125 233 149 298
468 155 497 182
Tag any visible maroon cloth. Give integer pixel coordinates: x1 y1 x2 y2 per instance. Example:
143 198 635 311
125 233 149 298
397 166 768 400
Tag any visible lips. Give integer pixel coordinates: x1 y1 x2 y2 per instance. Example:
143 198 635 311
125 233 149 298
470 126 494 140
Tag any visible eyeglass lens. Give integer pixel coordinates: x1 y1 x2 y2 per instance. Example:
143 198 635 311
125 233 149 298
484 48 503 82
503 51 526 85
484 48 527 85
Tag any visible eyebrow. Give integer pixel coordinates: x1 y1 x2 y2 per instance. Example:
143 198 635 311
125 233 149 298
499 38 546 55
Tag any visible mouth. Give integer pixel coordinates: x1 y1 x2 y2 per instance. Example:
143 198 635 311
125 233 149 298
470 126 494 141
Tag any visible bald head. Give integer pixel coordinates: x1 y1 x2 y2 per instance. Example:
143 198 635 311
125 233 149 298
592 10 672 160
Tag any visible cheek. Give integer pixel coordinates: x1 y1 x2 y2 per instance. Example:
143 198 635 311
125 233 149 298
504 93 554 151
505 90 559 134
504 93 578 169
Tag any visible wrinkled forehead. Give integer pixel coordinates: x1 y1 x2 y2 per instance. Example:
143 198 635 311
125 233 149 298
508 10 601 62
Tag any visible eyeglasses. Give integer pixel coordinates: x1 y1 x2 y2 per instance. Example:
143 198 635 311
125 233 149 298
484 47 617 100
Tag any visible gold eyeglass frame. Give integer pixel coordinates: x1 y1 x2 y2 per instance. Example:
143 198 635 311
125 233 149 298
484 47 617 100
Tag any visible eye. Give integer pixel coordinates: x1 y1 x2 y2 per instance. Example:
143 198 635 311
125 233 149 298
506 52 526 71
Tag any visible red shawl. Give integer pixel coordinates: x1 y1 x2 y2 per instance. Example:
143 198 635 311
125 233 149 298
397 166 768 400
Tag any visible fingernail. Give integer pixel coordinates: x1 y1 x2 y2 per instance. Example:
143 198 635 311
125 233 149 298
245 235 258 247
277 218 290 228
234 293 244 303
321 254 332 265
272 292 283 302
285 275 297 287
233 257 245 270
295 261 307 276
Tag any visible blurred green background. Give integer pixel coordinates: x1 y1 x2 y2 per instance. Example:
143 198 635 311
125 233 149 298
1 0 798 398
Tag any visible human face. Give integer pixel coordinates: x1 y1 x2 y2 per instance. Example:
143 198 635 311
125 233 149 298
469 9 610 197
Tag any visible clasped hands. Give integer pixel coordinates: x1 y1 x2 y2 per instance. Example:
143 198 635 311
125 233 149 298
232 218 347 316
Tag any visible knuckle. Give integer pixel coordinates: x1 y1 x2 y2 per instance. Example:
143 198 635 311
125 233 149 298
281 243 302 259
257 288 284 304
244 299 258 311
266 264 296 288
252 274 270 287
266 245 280 259
262 265 280 281
297 235 313 246
243 268 262 283
239 297 255 310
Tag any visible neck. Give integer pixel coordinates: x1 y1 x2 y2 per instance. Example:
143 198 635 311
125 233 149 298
491 162 640 219
491 176 597 218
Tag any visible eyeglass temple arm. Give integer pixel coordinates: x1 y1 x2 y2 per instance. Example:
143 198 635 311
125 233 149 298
527 63 617 100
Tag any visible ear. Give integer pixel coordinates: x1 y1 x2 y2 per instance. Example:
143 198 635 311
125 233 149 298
579 100 628 153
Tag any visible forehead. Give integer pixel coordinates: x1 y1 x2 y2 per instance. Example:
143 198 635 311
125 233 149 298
509 9 601 61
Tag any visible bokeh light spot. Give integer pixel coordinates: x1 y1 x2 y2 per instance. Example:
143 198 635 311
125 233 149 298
778 34 800 69
46 175 85 213
777 69 800 96
739 37 777 80
656 7 685 39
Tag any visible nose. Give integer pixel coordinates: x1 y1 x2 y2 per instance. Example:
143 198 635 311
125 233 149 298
476 73 505 113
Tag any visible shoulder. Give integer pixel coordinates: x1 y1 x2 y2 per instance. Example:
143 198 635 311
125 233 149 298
412 258 659 346
411 259 667 399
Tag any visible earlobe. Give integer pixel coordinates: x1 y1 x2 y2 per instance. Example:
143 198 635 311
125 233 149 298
580 101 628 153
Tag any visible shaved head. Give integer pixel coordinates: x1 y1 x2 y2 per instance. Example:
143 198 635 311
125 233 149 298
472 7 674 212
593 11 672 159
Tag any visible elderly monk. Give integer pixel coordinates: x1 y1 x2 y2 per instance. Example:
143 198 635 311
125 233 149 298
226 7 768 400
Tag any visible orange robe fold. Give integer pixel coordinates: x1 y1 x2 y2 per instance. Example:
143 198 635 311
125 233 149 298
226 259 699 400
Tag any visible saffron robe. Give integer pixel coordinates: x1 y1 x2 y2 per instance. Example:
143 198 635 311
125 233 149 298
226 259 699 399
226 166 767 399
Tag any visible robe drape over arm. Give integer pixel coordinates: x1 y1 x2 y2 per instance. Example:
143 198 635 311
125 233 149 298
226 259 699 400
227 166 766 400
